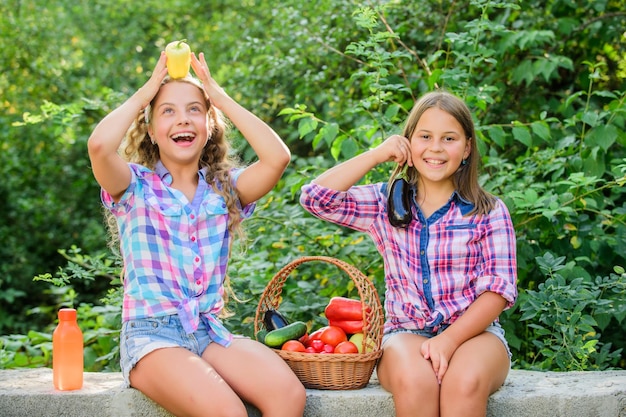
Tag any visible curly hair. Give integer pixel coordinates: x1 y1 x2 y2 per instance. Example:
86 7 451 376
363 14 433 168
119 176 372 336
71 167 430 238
120 75 245 238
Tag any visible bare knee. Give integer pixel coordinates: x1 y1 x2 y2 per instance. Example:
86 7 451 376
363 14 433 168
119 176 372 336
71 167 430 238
255 373 306 416
441 369 484 399
382 368 439 400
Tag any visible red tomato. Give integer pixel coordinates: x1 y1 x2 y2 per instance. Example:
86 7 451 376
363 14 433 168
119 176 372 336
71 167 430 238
281 340 306 352
307 327 326 342
320 325 348 347
334 341 359 354
304 346 317 353
299 333 309 345
309 339 324 353
322 344 334 353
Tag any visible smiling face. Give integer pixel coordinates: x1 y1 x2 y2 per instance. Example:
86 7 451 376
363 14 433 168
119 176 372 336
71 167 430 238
410 106 471 192
148 81 209 167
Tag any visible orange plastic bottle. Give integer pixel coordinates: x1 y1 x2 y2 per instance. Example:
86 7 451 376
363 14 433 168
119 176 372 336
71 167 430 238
52 308 84 390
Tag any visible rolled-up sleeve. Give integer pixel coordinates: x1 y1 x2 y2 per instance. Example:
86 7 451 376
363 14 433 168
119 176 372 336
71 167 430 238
300 182 384 232
474 199 518 309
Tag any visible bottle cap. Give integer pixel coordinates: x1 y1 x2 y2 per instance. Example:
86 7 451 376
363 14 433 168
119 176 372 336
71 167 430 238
58 308 77 320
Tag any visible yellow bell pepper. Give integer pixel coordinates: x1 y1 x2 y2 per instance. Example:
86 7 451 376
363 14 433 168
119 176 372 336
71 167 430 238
165 39 191 79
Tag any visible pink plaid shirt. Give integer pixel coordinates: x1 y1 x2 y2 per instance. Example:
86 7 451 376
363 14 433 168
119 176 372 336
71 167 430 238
300 182 517 333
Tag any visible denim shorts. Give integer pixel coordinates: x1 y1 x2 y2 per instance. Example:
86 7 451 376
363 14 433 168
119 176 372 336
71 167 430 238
119 314 213 388
382 322 512 361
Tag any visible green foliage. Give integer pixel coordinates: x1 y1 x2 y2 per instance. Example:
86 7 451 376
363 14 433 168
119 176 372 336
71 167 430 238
0 302 121 372
0 246 123 371
517 253 625 370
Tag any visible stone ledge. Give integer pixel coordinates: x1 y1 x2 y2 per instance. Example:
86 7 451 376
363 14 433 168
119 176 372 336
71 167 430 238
1 368 625 417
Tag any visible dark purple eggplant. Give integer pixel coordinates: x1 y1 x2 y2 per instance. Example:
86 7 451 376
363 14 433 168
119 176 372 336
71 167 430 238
263 309 290 331
387 176 412 228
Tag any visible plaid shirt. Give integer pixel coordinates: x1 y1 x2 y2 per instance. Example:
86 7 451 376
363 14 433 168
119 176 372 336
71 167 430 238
300 182 517 334
102 161 254 347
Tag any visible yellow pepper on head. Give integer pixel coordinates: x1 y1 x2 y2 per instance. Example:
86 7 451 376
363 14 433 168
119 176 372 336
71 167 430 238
165 39 191 79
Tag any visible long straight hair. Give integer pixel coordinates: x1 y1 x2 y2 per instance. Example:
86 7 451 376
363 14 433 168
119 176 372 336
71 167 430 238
389 91 496 216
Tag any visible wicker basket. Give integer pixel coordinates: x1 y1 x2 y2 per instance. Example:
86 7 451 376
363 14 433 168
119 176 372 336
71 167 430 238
254 256 384 390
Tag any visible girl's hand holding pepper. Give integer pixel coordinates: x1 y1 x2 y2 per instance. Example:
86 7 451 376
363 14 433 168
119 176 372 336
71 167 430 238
138 52 168 109
190 51 228 108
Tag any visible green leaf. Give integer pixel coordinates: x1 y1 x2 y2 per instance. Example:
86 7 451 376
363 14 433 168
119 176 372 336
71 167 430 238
581 111 600 128
530 121 552 143
512 125 532 146
486 125 506 147
586 124 618 151
298 118 318 138
511 60 534 86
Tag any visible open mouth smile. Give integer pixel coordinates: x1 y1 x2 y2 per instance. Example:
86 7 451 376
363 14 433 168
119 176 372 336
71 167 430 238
171 132 196 143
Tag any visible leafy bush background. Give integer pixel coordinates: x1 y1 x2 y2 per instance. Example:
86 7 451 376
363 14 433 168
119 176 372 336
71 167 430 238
1 0 625 372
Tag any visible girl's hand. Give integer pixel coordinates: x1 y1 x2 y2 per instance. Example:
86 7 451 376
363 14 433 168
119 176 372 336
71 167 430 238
137 52 168 108
420 332 457 384
190 52 227 107
372 135 413 167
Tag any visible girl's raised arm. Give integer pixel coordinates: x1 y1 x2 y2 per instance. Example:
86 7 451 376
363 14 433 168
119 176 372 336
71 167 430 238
312 134 413 191
87 53 168 201
191 52 290 206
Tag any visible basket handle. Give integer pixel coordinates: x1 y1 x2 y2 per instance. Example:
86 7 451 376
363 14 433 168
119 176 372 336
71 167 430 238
254 256 384 353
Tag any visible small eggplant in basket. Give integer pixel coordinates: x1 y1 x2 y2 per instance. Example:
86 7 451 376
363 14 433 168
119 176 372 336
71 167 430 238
387 166 413 228
263 309 290 331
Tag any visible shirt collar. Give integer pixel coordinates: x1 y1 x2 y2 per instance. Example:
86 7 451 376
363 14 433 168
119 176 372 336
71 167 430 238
450 190 475 215
155 160 208 185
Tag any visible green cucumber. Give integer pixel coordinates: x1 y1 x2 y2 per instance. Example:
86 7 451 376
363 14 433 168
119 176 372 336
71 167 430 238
256 329 268 344
263 321 307 348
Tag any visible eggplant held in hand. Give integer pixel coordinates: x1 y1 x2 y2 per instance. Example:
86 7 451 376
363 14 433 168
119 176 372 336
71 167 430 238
387 176 412 228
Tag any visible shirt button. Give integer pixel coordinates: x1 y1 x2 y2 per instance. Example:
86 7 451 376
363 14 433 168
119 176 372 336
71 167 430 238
190 214 195 220
420 250 425 255
195 257 200 263
196 280 202 285
423 279 428 284
191 236 196 242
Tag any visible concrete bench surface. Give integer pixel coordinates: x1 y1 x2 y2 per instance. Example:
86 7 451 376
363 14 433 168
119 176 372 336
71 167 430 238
1 368 625 416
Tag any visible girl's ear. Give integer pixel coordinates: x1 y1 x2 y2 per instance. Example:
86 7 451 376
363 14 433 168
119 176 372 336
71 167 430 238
148 127 155 145
464 137 472 159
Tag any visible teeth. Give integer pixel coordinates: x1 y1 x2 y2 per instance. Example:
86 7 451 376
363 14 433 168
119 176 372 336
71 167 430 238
172 133 195 141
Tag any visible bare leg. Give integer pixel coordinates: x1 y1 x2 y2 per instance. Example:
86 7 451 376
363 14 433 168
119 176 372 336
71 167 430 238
203 338 306 417
439 332 510 417
377 333 440 417
130 346 249 417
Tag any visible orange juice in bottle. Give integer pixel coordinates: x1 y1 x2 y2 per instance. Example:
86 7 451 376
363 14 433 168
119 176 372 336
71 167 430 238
52 308 83 390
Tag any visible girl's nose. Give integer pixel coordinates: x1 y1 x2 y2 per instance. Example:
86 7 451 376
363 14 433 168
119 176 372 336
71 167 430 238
177 112 190 125
429 137 444 151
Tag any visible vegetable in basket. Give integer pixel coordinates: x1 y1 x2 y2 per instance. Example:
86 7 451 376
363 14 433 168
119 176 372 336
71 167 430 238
263 309 290 331
325 296 370 334
264 321 308 348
